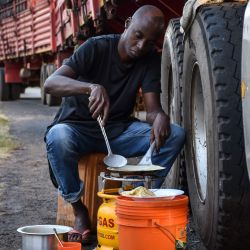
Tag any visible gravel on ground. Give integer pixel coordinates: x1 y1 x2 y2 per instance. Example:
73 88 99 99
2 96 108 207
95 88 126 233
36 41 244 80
0 89 206 250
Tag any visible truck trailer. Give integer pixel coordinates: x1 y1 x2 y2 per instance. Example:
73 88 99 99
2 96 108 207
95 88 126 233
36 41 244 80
0 0 181 105
1 0 250 249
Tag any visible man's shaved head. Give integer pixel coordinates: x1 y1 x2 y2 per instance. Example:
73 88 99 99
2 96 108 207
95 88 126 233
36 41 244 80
118 5 165 62
132 5 165 34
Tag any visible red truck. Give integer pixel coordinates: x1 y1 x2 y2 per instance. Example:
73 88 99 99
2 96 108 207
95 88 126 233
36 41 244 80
1 0 250 249
0 0 181 105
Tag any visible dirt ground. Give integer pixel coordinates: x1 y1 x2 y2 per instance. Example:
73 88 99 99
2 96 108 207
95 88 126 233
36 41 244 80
0 89 206 250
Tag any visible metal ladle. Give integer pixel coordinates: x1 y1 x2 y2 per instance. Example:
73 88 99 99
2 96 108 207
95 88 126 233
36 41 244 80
53 228 63 247
97 115 127 168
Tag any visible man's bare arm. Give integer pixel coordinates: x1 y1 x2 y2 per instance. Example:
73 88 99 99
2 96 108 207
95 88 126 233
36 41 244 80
144 92 163 123
44 65 92 96
44 65 110 125
144 92 170 150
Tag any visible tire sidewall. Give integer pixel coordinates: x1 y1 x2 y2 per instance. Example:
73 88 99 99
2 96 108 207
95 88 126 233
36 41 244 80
161 19 183 188
183 17 219 244
161 21 181 124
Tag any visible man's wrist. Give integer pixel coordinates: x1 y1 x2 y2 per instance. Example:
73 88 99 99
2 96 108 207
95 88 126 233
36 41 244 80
146 110 168 124
86 84 98 95
157 110 168 118
157 111 170 123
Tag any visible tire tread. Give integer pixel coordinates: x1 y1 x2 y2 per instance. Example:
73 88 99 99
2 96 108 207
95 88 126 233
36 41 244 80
197 3 250 248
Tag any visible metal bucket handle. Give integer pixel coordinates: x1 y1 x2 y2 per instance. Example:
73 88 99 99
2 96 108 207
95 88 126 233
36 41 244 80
154 222 186 250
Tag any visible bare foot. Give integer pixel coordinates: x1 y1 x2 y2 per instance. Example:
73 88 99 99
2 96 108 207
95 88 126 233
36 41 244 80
68 199 91 242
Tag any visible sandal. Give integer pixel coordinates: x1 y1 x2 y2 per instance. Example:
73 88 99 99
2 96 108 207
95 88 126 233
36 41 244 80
68 228 92 245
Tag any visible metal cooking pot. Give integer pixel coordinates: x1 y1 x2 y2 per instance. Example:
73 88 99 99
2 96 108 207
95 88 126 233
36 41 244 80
17 224 72 250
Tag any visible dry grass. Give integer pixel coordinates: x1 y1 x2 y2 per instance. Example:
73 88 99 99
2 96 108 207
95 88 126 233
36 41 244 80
0 114 18 158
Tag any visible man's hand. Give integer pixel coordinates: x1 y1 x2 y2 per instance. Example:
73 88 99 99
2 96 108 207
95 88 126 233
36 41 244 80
143 92 170 151
88 84 110 125
150 112 170 151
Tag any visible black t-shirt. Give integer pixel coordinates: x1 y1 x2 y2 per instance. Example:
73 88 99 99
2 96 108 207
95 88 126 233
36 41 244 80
47 34 161 139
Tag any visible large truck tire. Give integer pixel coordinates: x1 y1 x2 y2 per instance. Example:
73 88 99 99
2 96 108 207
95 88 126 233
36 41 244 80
10 84 23 100
0 68 10 101
161 19 186 189
182 3 250 249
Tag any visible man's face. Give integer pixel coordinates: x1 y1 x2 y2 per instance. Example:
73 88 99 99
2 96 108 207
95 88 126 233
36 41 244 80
122 17 161 60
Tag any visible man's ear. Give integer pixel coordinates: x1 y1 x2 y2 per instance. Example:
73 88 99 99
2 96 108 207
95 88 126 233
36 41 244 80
125 17 132 29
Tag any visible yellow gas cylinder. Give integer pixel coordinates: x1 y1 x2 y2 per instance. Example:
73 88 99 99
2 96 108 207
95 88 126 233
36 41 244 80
97 189 119 250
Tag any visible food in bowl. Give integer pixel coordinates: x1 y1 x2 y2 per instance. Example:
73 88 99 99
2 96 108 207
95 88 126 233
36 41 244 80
121 186 156 197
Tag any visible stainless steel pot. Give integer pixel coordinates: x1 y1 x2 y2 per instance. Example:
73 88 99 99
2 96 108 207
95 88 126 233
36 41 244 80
17 224 72 250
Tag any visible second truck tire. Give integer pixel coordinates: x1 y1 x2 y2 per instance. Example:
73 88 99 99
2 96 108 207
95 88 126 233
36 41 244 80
161 19 186 189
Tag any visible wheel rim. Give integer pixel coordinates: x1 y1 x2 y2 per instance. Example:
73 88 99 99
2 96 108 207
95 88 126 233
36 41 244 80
191 63 207 202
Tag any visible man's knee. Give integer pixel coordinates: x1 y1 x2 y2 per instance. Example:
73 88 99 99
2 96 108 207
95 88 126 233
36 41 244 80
46 124 77 153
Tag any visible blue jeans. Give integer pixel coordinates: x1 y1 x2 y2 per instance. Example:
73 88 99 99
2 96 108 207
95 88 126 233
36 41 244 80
46 121 185 203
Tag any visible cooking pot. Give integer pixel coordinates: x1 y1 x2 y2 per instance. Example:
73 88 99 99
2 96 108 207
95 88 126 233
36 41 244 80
17 224 72 250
